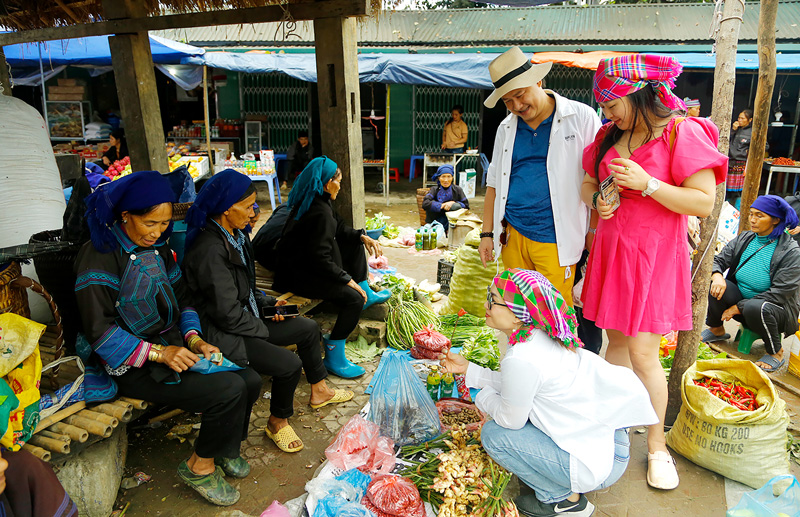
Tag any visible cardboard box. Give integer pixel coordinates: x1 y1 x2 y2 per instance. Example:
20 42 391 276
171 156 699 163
57 78 84 87
48 93 84 101
48 85 85 95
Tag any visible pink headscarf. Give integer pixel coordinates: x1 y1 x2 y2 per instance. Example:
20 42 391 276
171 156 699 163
593 54 685 111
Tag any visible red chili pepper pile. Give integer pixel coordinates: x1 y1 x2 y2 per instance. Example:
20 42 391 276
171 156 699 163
694 377 760 411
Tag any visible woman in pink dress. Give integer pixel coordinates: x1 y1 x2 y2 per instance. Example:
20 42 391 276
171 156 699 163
580 55 727 491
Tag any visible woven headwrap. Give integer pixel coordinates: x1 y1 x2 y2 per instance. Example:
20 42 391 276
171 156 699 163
492 269 583 349
185 169 252 249
750 195 800 239
593 54 685 112
287 156 339 220
85 170 176 253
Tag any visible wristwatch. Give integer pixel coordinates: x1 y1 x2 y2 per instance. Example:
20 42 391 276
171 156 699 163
642 177 661 197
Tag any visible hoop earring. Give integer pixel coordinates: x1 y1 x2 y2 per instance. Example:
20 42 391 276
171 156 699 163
123 219 128 224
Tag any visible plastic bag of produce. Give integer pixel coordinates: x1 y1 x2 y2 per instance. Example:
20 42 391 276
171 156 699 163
666 359 790 489
364 436 396 475
435 399 487 432
336 469 372 499
335 503 375 517
409 346 441 360
726 474 800 517
367 352 441 446
366 475 425 517
440 229 503 316
413 327 451 352
325 415 379 471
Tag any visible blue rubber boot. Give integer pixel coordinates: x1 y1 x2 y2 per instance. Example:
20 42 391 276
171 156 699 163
323 335 365 379
358 280 391 311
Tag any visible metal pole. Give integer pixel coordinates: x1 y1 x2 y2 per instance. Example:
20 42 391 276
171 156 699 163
38 43 50 136
789 85 800 161
384 84 391 206
203 65 213 168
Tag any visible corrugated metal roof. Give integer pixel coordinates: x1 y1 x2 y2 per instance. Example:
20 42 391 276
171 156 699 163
154 2 800 48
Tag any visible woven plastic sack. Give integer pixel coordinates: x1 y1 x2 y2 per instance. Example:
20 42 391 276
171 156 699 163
366 475 425 517
440 229 503 316
367 352 441 446
666 359 790 489
727 475 800 517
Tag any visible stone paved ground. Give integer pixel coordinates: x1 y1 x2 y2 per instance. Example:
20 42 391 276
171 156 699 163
113 184 800 516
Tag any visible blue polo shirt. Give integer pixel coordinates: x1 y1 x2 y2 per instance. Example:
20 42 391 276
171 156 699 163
504 114 556 243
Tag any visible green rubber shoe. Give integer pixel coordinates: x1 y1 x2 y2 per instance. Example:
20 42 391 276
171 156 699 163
215 456 251 478
177 461 240 506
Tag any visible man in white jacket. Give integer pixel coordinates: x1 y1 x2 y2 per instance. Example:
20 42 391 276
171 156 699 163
479 47 601 305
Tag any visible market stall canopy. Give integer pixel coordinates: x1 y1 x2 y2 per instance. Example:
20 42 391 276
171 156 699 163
2 34 205 67
3 34 206 89
188 51 501 88
655 52 800 70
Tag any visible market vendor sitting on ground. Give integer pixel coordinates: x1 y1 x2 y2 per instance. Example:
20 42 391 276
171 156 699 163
438 269 656 517
182 169 353 454
702 195 800 373
101 128 128 169
421 164 469 234
479 47 602 306
74 170 260 506
272 157 391 379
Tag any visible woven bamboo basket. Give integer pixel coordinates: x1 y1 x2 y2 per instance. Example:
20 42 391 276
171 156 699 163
416 187 430 227
172 202 194 222
0 262 31 318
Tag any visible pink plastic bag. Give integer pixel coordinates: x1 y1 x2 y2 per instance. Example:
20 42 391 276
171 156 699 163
413 327 451 352
325 415 396 474
409 345 441 360
325 415 379 471
260 500 290 517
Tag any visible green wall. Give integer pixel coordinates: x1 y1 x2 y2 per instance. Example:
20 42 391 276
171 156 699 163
388 84 413 174
216 72 240 119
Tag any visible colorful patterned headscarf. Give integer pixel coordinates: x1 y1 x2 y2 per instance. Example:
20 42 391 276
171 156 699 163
492 269 583 349
593 54 685 111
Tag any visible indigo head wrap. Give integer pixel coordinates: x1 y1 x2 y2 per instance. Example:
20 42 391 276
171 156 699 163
750 195 800 239
492 269 583 349
85 170 175 253
432 164 454 181
185 169 253 249
433 164 455 203
287 156 339 220
593 54 685 111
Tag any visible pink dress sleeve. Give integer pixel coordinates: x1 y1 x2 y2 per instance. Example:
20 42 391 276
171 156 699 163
583 122 614 179
669 117 729 186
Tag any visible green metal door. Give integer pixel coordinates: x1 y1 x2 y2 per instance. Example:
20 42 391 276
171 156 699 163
544 64 596 108
239 72 310 153
413 86 482 154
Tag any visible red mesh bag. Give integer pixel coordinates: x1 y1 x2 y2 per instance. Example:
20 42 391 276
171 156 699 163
366 475 425 517
412 327 451 352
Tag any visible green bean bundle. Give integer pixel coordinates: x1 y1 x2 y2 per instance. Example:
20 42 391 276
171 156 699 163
387 299 440 350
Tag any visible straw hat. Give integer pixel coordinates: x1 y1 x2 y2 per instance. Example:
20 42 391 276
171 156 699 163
484 47 553 108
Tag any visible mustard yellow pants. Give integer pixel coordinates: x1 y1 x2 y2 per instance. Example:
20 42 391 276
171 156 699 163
500 225 576 307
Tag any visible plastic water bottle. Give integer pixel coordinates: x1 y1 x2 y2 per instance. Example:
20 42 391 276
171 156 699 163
423 229 430 250
427 366 441 401
415 229 423 251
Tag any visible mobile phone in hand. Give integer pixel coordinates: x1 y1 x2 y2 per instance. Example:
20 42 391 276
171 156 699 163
261 304 300 318
599 175 621 213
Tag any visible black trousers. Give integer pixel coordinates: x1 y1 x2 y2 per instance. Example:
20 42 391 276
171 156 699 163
115 364 262 459
244 316 327 419
308 242 368 340
706 279 790 355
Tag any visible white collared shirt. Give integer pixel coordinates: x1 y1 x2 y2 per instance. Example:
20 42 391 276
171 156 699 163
466 329 658 493
486 91 601 267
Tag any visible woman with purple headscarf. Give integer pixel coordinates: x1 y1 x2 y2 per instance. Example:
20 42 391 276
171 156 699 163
703 195 800 373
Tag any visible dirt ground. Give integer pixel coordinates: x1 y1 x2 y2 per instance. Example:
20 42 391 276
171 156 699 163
113 178 800 517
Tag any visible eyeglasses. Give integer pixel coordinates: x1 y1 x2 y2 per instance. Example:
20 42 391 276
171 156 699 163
487 286 507 310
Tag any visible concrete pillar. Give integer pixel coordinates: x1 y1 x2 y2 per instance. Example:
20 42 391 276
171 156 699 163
313 16 364 229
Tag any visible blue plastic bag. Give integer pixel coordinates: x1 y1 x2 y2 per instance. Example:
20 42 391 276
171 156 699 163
335 468 371 499
189 357 243 374
727 475 800 517
367 352 441 446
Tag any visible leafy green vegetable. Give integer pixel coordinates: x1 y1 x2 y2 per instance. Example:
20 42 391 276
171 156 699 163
365 212 390 230
461 330 500 371
378 274 415 302
439 314 486 328
382 223 400 239
661 342 727 380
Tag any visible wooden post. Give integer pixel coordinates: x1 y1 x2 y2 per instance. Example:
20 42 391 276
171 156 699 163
0 48 11 96
104 0 168 173
739 0 779 232
313 16 365 229
666 0 745 425
203 65 214 168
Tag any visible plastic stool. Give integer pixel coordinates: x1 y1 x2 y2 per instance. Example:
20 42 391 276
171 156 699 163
735 324 760 355
388 168 400 183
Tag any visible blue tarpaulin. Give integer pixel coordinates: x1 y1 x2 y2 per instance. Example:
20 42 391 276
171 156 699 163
187 52 501 88
3 34 204 67
656 52 800 70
